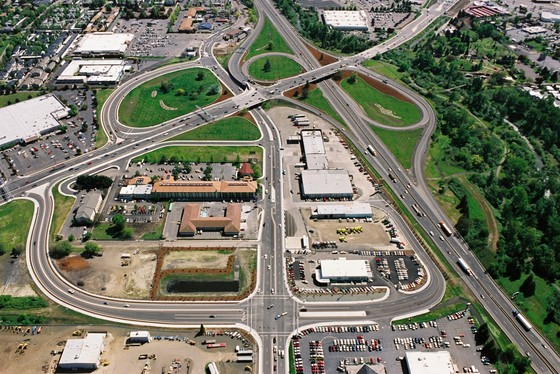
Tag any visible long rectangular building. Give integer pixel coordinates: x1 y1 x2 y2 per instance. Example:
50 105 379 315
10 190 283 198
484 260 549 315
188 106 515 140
58 333 105 370
300 169 353 199
152 180 257 201
71 32 134 56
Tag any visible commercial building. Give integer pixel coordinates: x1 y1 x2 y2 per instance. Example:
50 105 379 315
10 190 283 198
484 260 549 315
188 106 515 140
75 191 103 225
0 94 69 147
58 333 106 370
285 235 310 251
301 129 328 170
71 32 134 56
300 169 353 199
118 185 153 200
346 364 385 374
315 258 372 284
541 11 560 23
178 203 241 236
57 59 127 86
127 331 152 344
322 11 369 31
311 203 372 219
152 180 257 201
405 351 454 374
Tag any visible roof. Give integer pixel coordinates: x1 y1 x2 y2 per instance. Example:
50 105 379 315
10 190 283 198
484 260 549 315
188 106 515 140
305 154 329 170
127 176 152 185
314 203 372 216
129 331 150 338
75 191 102 221
186 6 205 17
179 203 241 234
73 32 133 55
320 259 370 279
405 351 454 374
301 130 326 155
347 364 385 374
153 180 257 194
58 59 126 84
239 162 254 175
59 333 105 367
322 10 368 30
179 17 194 31
0 94 69 147
301 169 353 197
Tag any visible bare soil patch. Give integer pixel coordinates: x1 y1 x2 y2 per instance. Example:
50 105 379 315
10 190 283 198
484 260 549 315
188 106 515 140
337 70 414 104
162 250 231 270
304 41 338 66
57 256 90 272
283 82 318 98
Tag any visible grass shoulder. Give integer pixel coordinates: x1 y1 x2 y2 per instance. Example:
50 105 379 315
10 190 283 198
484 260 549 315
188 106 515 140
133 145 263 165
168 116 261 141
371 127 422 169
94 88 114 148
51 182 76 242
0 199 34 252
245 17 293 60
248 55 303 81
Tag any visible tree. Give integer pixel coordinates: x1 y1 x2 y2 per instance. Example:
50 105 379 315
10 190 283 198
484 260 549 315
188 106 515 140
49 241 73 259
197 323 206 336
82 232 92 242
207 84 220 96
120 227 134 240
82 242 101 258
196 71 205 81
112 214 125 231
176 88 186 96
160 81 172 94
266 41 274 50
263 58 271 73
348 73 357 84
475 323 490 345
520 274 536 297
68 234 75 242
76 175 113 190
0 242 5 255
10 245 23 258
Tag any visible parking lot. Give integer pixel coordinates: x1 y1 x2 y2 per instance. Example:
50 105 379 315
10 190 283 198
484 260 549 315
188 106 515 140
290 309 497 374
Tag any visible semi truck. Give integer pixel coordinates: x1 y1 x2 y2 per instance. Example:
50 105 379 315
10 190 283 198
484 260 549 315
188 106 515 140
411 204 423 217
367 145 377 156
457 257 472 276
513 310 533 331
439 221 453 237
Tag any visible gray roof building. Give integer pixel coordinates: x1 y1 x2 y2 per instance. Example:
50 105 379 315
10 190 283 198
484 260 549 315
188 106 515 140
75 191 103 225
300 169 353 199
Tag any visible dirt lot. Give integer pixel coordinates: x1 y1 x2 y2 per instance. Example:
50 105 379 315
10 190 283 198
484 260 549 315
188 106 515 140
55 242 159 299
0 325 255 374
162 250 232 271
302 207 397 250
0 256 37 297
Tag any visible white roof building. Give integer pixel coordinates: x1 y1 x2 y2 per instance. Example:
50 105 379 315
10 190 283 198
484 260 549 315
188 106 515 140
541 11 560 23
316 258 372 283
72 32 134 56
322 11 369 31
118 185 153 200
57 59 127 86
128 331 152 343
300 169 353 199
405 351 454 374
313 203 372 218
0 94 69 147
301 130 329 170
58 333 105 370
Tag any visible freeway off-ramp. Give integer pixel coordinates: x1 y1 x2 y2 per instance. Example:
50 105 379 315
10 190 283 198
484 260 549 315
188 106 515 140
2 0 559 373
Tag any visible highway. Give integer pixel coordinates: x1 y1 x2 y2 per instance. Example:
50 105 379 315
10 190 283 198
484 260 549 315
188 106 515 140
1 0 558 372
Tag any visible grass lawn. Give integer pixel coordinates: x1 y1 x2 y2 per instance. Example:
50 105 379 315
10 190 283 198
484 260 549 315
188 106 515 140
0 91 40 108
372 127 422 169
50 183 76 241
392 302 466 325
498 273 560 351
363 60 404 82
118 68 222 127
341 76 422 127
248 55 302 81
133 146 262 165
168 116 261 141
296 87 345 126
94 88 113 148
0 200 34 250
245 17 293 60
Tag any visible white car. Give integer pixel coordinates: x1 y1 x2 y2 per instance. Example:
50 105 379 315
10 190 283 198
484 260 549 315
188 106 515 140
429 231 434 236
67 289 75 294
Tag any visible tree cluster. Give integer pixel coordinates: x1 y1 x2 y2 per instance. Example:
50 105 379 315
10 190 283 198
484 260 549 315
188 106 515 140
76 175 113 190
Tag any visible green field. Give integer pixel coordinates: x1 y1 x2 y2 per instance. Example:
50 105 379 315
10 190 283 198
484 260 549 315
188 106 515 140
363 60 404 82
168 117 261 141
94 88 113 148
245 17 294 60
118 68 221 127
341 76 422 127
0 92 40 108
248 55 303 81
0 200 34 251
297 87 345 126
133 146 263 164
51 183 76 241
372 127 422 169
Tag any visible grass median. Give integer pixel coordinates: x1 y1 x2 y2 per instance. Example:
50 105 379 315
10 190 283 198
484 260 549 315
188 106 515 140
372 127 422 169
50 182 76 242
168 117 261 141
118 68 222 128
245 17 293 60
94 88 113 148
248 55 303 81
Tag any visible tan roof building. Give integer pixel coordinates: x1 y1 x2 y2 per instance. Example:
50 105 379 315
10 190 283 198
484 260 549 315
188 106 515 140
152 180 257 201
178 203 241 236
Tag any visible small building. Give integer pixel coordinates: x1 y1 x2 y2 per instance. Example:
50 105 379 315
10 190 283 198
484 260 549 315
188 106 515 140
178 203 241 236
346 363 386 374
57 59 127 86
71 32 134 57
285 235 309 251
197 22 213 31
58 333 105 371
75 191 103 225
127 331 152 344
311 203 372 219
315 258 372 284
541 11 560 23
405 351 454 374
239 162 254 178
300 169 353 199
118 184 153 200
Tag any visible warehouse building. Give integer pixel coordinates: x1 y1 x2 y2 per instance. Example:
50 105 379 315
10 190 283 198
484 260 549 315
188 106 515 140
315 258 372 284
152 180 257 201
405 351 454 374
311 203 372 219
322 11 369 31
300 169 353 199
118 184 153 200
58 333 106 370
74 191 103 225
541 11 560 22
0 94 69 147
301 129 328 170
71 32 134 56
178 203 241 236
127 331 152 344
57 59 127 86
